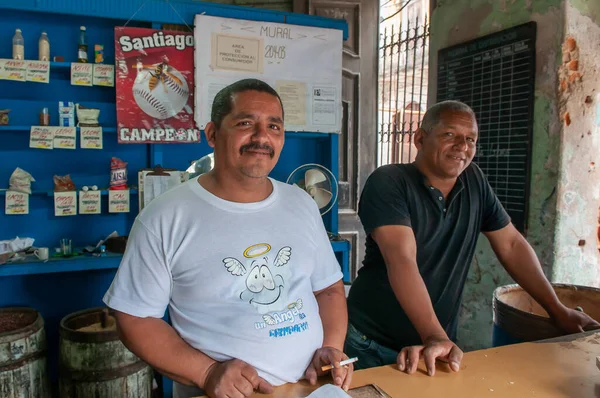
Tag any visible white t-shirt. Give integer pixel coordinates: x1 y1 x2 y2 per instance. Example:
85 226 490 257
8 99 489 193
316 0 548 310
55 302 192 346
103 178 342 396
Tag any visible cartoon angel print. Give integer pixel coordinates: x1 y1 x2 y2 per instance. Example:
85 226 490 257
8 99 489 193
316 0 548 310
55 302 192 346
223 243 292 314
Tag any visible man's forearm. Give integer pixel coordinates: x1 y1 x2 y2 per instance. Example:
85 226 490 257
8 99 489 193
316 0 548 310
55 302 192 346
387 259 447 342
315 280 348 350
115 312 216 388
497 235 563 316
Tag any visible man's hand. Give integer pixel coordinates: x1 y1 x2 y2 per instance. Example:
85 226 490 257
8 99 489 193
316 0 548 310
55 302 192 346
203 359 274 398
551 306 600 334
486 225 600 337
304 346 353 391
397 337 463 376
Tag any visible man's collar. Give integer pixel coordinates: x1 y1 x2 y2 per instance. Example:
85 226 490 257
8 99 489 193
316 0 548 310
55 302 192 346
411 162 467 192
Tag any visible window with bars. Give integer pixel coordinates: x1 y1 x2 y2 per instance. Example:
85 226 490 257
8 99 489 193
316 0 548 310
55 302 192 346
377 1 429 167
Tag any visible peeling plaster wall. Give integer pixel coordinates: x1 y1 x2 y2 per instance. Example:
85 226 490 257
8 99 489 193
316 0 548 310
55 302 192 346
553 2 600 287
429 0 565 350
569 0 600 26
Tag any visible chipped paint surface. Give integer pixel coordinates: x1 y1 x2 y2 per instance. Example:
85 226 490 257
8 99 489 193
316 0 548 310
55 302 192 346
430 0 600 350
569 0 600 25
553 2 600 286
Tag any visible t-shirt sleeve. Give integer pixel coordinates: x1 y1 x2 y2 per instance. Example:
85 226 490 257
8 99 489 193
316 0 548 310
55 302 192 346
103 218 172 318
358 166 411 234
480 173 511 232
308 200 343 292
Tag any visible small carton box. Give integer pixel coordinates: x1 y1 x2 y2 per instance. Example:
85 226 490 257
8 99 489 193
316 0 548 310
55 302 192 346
59 101 75 127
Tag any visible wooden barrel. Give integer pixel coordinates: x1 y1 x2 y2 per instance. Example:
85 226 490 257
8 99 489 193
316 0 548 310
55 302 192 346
59 307 152 397
0 307 50 398
493 283 600 346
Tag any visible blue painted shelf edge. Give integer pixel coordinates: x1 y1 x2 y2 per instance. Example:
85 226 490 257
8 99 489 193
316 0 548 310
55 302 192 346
0 241 350 277
0 253 123 277
0 126 335 138
0 189 138 196
0 126 118 133
50 61 72 70
0 125 337 138
0 61 95 71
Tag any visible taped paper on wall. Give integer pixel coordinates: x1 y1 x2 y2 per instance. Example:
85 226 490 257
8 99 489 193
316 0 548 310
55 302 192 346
194 15 342 133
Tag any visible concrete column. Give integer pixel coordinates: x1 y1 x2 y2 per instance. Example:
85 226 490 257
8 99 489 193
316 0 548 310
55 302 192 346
552 1 600 286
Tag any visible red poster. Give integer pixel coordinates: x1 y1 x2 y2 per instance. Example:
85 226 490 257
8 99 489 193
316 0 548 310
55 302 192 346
115 27 199 143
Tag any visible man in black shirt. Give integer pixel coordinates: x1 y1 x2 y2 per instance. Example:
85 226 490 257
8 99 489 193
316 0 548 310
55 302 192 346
346 100 599 376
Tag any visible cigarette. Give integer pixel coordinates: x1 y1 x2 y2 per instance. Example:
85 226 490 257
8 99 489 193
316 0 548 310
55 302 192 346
321 357 358 372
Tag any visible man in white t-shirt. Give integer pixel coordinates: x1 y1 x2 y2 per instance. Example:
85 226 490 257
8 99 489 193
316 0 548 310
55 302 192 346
103 78 352 398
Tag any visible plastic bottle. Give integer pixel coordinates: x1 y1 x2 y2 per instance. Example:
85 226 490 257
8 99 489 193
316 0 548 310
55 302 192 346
38 32 50 61
12 29 24 60
39 107 50 126
77 26 88 63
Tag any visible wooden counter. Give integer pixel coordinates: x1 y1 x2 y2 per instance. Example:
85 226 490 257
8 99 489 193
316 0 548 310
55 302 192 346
197 331 600 398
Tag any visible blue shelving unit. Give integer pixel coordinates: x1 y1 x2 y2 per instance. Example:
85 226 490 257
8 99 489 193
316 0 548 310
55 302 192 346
1 240 350 278
0 253 123 277
0 125 118 133
49 61 72 70
0 1 349 396
0 189 138 196
0 125 329 138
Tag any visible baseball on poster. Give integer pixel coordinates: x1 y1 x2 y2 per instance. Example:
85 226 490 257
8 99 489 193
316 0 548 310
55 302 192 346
115 27 199 144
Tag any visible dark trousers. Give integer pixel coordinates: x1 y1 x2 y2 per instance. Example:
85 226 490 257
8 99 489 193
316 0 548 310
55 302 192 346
344 323 399 370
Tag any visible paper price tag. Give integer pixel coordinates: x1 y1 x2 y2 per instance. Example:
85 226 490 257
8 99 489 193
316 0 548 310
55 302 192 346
26 61 50 83
1 59 27 81
79 190 101 214
93 64 114 87
109 189 130 213
71 63 93 86
80 126 103 149
5 191 29 215
29 126 54 149
54 191 77 216
52 127 76 149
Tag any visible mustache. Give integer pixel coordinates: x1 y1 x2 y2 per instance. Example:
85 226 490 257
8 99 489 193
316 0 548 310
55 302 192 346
240 143 275 158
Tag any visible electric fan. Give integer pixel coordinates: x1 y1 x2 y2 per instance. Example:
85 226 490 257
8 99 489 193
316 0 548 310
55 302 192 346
286 164 338 216
186 152 214 178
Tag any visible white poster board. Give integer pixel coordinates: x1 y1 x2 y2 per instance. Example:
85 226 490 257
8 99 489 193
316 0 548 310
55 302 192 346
194 15 343 133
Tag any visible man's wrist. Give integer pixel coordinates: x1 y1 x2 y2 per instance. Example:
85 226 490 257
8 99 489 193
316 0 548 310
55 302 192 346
420 329 449 345
546 301 568 320
197 360 218 389
322 343 344 352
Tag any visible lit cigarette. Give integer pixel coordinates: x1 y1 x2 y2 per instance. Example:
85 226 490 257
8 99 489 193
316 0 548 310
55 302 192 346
321 357 358 372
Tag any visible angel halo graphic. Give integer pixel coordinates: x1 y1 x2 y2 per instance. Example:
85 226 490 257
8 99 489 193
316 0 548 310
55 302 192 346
223 243 293 314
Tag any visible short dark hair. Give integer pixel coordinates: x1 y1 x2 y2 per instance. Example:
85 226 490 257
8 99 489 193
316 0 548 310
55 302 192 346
420 100 476 133
211 79 284 128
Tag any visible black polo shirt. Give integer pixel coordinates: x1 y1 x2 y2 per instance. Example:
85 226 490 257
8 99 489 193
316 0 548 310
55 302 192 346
347 162 510 351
